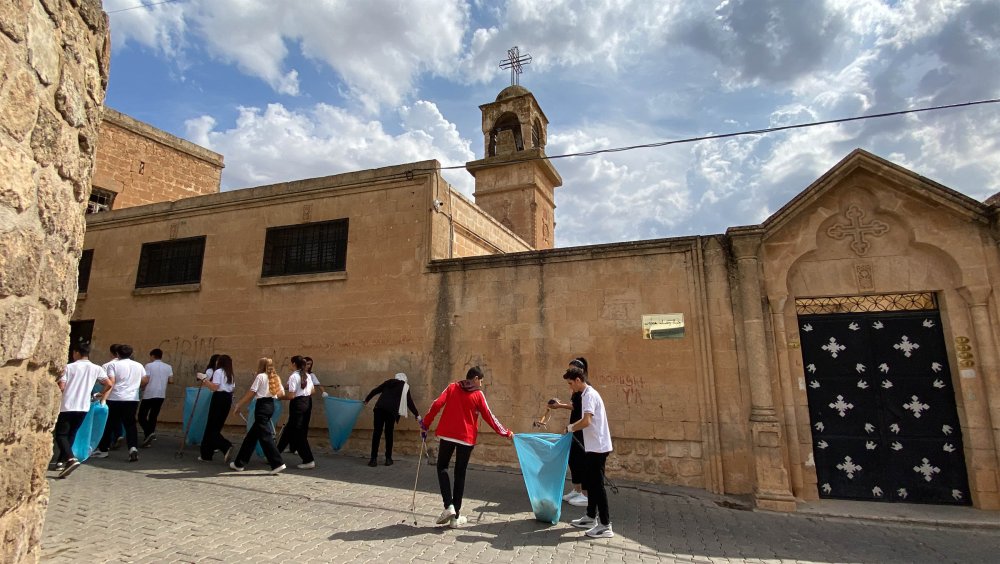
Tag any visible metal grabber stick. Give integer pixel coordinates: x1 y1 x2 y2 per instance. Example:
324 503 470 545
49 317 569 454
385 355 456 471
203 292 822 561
175 380 205 459
406 427 429 526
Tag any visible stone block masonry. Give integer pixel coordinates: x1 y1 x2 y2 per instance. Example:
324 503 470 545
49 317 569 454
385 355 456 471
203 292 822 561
0 1 109 562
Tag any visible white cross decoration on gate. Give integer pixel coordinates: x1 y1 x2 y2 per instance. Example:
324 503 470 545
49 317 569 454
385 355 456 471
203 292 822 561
822 337 846 358
829 395 854 417
913 458 941 482
893 336 920 357
903 395 930 418
837 455 862 479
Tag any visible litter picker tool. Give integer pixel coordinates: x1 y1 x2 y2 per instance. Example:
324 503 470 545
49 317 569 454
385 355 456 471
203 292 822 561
175 379 205 459
405 427 429 526
532 398 560 429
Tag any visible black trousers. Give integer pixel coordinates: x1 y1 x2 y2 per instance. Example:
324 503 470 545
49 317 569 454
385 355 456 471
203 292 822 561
99 400 139 451
583 451 611 525
370 407 398 461
568 433 585 485
200 391 232 460
234 397 283 469
54 411 87 462
277 396 313 464
437 439 474 516
138 397 165 438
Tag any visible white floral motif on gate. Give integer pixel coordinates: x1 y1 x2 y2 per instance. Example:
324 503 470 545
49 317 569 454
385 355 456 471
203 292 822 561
822 337 846 358
893 336 920 357
837 456 862 479
829 395 854 417
913 458 941 482
903 395 930 418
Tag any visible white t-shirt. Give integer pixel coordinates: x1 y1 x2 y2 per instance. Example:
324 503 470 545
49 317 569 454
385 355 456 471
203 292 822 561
108 358 146 402
286 371 314 398
211 368 235 393
309 372 321 386
102 358 117 376
580 385 613 453
250 372 283 399
60 359 110 413
143 359 173 399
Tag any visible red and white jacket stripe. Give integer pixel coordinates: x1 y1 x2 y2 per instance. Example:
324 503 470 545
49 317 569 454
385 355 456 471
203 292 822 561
424 380 512 445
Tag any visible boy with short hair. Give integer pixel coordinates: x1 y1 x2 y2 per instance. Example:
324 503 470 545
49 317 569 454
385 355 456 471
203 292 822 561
94 344 148 461
53 343 112 478
564 366 615 538
139 348 173 447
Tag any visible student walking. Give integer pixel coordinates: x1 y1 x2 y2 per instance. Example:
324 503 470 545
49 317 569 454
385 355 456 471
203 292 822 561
278 357 316 469
198 354 235 462
101 344 122 448
138 348 173 447
547 357 589 507
364 372 420 467
421 366 513 528
52 343 112 478
230 358 286 474
94 344 147 462
564 366 615 538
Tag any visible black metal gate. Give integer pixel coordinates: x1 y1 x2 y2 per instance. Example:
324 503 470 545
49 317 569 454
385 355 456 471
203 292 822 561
799 310 970 505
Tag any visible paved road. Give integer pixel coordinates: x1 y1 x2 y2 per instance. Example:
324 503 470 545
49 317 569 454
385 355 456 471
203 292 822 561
42 433 999 563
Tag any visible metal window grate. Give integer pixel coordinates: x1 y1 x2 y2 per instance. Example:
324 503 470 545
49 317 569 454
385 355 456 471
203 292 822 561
261 219 349 278
87 188 116 214
795 292 937 314
135 236 206 288
78 249 93 293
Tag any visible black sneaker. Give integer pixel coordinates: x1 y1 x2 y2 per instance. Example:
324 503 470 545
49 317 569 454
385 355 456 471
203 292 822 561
58 459 81 479
50 461 66 472
384 458 394 466
367 459 377 467
141 433 156 448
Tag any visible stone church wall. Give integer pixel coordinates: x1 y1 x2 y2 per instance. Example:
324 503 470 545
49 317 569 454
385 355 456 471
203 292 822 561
91 108 223 210
0 1 109 561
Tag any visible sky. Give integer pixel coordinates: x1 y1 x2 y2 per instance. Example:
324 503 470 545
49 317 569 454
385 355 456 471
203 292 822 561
103 0 1000 247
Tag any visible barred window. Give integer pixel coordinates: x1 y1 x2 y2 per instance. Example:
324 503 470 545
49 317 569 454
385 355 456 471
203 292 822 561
261 219 349 278
135 236 206 288
78 249 93 293
87 187 116 214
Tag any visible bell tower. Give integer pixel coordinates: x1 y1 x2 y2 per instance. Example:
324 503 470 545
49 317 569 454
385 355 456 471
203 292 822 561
466 49 562 249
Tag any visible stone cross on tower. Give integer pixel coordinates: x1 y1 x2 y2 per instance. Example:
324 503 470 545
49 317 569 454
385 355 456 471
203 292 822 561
499 46 532 86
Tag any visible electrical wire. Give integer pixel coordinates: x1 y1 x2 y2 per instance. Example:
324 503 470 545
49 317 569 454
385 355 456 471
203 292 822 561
107 0 184 15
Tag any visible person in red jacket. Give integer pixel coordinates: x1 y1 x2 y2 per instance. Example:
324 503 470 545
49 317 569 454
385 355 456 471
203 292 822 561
421 366 513 528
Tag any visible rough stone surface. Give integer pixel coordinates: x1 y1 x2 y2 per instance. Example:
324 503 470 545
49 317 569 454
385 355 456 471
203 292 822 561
0 1 108 562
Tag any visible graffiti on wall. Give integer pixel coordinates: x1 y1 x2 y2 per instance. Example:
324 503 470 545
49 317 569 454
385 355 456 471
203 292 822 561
603 372 646 405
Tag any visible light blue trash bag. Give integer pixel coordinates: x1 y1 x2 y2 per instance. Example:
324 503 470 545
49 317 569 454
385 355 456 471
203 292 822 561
323 396 364 451
513 432 573 524
183 386 213 445
247 398 283 458
71 401 109 462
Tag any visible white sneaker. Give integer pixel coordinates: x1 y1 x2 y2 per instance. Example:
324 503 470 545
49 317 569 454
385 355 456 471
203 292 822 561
449 515 468 528
297 461 315 469
270 464 286 475
91 450 109 459
585 523 614 538
570 515 597 529
562 491 578 502
229 462 245 472
436 504 457 525
569 493 589 507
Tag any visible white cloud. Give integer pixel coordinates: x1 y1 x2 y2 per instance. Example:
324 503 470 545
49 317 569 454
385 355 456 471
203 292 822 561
185 101 474 192
104 0 187 56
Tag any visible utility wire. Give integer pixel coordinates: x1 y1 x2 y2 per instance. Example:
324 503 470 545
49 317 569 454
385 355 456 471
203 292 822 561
426 97 1000 172
107 0 183 15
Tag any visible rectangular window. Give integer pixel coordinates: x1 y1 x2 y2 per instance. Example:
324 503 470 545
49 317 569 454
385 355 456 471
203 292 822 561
78 249 93 293
261 219 349 278
87 187 116 214
135 236 206 288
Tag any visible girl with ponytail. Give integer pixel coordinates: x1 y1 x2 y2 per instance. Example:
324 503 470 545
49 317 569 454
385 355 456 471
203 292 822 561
198 354 235 463
230 358 286 474
278 356 316 469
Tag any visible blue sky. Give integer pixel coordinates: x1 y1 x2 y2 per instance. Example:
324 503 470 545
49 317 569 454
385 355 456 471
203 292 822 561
104 0 1000 247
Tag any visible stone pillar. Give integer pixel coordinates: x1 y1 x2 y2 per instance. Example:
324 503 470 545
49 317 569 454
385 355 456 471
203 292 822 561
731 233 796 511
960 286 1000 504
0 2 109 562
768 294 804 497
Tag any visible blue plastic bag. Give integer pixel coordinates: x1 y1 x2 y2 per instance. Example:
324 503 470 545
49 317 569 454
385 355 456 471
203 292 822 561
71 401 109 462
323 396 364 451
247 398 283 458
182 386 213 445
513 432 573 524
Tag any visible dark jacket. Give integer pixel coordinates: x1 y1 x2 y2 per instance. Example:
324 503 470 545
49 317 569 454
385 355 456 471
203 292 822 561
365 379 419 420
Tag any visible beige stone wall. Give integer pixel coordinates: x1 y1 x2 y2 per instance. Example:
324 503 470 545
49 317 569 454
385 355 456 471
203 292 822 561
0 1 109 561
443 189 531 258
91 108 223 209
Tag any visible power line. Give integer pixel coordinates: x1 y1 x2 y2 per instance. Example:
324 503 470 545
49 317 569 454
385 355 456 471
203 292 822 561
107 0 183 15
427 97 1000 172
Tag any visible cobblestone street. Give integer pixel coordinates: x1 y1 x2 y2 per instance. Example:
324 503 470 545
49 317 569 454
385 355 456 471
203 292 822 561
42 433 1000 563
